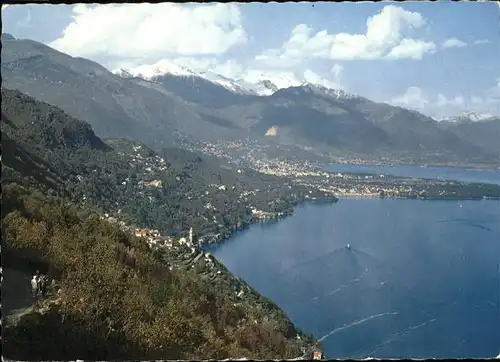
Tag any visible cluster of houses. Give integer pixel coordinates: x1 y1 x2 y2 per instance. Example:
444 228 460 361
99 213 325 360
133 226 198 253
251 207 283 221
100 213 198 253
131 145 168 173
140 179 163 189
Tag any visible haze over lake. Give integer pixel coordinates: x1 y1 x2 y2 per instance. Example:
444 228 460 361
325 164 500 185
209 167 500 359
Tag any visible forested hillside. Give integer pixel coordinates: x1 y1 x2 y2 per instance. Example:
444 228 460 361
2 88 336 241
2 184 317 360
2 88 326 359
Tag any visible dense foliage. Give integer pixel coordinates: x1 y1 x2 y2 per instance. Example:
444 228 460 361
2 183 314 360
1 88 322 359
2 88 336 242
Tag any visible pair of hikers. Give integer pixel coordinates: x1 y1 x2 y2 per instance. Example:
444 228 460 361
31 270 48 298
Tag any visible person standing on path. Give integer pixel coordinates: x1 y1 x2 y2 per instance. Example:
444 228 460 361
38 275 47 297
31 274 39 299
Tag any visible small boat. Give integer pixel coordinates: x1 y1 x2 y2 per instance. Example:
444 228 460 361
346 244 351 250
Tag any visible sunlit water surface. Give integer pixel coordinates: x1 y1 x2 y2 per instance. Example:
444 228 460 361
208 167 500 358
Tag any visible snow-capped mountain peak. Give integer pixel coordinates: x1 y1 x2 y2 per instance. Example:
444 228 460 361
439 111 496 123
293 82 359 100
113 60 200 80
234 73 303 96
199 69 254 95
113 68 134 79
457 111 494 122
113 61 353 98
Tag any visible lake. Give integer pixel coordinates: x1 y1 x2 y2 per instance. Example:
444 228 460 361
324 164 500 185
208 167 500 359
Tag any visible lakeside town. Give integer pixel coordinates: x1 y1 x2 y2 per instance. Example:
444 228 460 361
182 137 500 173
183 139 500 200
98 215 324 360
97 138 500 248
93 137 500 261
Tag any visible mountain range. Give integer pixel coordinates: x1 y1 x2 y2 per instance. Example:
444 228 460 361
438 111 498 124
2 33 499 167
112 60 303 97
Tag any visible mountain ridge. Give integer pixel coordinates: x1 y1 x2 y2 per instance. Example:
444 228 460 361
2 34 498 168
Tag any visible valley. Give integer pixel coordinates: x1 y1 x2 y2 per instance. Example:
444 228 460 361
2 33 499 170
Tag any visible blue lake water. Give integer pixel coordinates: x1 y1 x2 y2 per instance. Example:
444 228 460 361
324 164 500 185
209 167 500 359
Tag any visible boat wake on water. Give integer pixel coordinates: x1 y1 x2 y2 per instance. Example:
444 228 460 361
318 312 400 343
311 268 369 301
359 316 439 357
281 245 409 305
437 218 499 233
283 245 381 274
282 247 348 274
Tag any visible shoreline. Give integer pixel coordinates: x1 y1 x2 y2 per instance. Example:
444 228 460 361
202 181 500 358
325 160 500 172
205 190 500 247
205 197 338 246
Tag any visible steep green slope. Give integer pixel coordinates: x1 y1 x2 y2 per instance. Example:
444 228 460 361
1 88 327 359
2 88 335 240
2 184 317 360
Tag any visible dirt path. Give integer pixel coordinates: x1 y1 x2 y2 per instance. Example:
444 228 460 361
2 267 37 326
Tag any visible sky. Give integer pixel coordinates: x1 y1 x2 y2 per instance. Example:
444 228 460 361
2 2 500 119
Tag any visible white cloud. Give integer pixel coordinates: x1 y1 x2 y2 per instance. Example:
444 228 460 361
391 79 500 118
494 78 500 93
474 39 491 45
442 38 467 49
16 8 32 28
49 3 247 58
436 93 465 108
169 57 218 73
386 38 436 60
209 59 244 79
391 86 429 110
156 57 243 79
254 40 305 68
303 68 342 89
242 69 302 88
331 64 343 79
471 95 485 105
115 56 247 81
256 5 436 64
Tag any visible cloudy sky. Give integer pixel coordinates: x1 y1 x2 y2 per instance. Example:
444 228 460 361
2 2 499 118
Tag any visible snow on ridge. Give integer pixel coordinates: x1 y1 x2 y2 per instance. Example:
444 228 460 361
290 82 359 100
117 60 200 80
112 68 133 78
200 69 254 95
113 61 354 98
438 111 497 123
247 74 301 90
458 111 494 122
266 76 302 90
233 73 303 96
